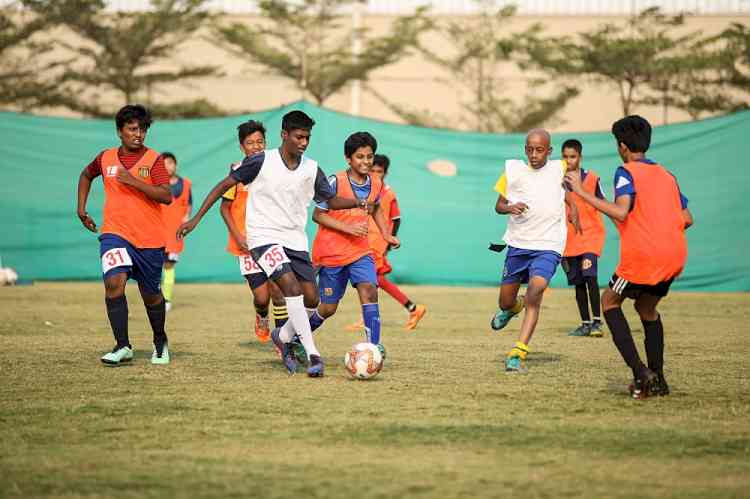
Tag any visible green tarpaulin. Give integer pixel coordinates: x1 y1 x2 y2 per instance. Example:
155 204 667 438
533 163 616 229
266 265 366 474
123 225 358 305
1 101 747 291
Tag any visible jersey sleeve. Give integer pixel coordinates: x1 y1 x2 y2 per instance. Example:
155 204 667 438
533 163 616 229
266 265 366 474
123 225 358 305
594 178 605 200
85 151 104 178
150 156 169 185
494 173 507 196
315 173 337 210
613 167 635 199
668 172 689 209
230 152 265 185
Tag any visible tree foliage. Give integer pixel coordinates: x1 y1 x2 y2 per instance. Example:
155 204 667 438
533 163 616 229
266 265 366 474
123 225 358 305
214 0 431 105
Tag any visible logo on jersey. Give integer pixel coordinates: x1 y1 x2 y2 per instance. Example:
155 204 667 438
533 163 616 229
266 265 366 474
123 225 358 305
138 167 150 178
105 165 118 177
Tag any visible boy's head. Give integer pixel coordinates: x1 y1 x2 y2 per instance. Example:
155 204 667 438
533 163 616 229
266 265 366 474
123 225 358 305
281 110 315 157
612 115 651 161
162 152 177 177
344 131 377 176
237 120 266 156
115 104 152 150
371 154 390 179
525 128 552 169
561 139 582 171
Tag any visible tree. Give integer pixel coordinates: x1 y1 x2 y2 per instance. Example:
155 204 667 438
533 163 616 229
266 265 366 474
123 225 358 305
404 1 577 133
214 0 431 106
0 1 71 111
33 0 223 117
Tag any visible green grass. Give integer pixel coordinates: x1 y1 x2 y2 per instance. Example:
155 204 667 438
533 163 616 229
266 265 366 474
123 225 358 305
1 282 749 499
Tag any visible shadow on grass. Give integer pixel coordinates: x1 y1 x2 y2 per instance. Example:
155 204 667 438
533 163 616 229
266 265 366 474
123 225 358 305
528 352 562 364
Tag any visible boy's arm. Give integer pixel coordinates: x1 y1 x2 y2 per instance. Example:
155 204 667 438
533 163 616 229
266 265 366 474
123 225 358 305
219 198 249 253
177 175 238 240
115 164 172 204
565 170 631 222
312 207 368 237
495 193 528 215
564 191 583 234
372 203 400 248
77 166 98 232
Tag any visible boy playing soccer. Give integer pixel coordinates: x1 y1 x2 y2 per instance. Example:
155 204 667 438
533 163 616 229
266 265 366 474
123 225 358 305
565 115 693 398
490 129 580 373
178 111 369 377
160 152 192 312
76 105 173 365
310 133 400 353
560 139 606 337
219 120 288 342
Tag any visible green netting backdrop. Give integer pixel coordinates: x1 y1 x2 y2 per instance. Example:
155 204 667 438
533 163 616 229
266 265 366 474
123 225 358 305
0 101 747 291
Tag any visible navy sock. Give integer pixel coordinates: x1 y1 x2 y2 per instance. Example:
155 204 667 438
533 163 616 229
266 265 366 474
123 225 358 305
309 309 325 333
363 303 381 345
145 299 168 347
604 308 646 377
575 283 590 322
105 295 129 348
642 315 664 373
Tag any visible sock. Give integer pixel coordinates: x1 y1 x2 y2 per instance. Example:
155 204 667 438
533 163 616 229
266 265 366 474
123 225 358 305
575 283 590 322
362 303 381 344
105 295 130 348
377 274 410 307
405 301 416 313
642 315 664 373
255 302 269 318
308 308 325 333
162 267 175 302
284 295 319 359
272 304 288 328
508 341 530 360
145 299 168 347
586 276 601 320
604 308 646 377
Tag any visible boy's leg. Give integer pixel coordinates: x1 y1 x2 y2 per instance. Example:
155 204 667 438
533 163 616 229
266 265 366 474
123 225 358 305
162 258 176 310
491 282 524 330
103 272 130 349
248 278 272 342
376 273 426 330
269 281 288 328
634 292 670 395
349 256 381 345
517 275 549 347
99 235 135 364
586 276 603 336
564 256 591 336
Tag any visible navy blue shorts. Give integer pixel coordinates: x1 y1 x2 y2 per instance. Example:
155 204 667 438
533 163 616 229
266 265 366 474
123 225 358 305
249 244 316 283
501 247 561 285
99 234 164 295
562 253 598 286
318 255 377 304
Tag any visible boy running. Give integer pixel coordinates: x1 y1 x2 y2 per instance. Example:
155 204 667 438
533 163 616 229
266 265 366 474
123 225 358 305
565 115 693 398
490 129 580 373
560 139 606 337
310 133 400 354
177 111 368 377
76 105 173 365
219 120 288 342
160 152 192 312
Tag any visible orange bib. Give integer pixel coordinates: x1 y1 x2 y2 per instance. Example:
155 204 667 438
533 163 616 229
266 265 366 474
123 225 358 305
368 186 396 257
161 177 191 254
100 147 165 248
226 183 250 256
564 170 606 257
312 171 383 267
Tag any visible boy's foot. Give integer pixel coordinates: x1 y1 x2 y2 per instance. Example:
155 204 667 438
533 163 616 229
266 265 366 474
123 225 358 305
255 314 271 343
345 319 365 332
165 301 172 312
491 299 524 331
568 323 592 337
505 355 527 374
101 345 133 365
307 355 324 377
271 328 297 374
629 368 658 399
151 342 170 365
291 337 308 366
589 321 604 337
653 372 670 396
405 304 427 331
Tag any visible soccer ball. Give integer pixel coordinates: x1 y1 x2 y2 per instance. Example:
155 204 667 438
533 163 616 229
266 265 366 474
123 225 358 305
344 342 384 380
0 267 18 286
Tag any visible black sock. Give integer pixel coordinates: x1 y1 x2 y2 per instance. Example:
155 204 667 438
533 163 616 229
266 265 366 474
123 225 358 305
105 295 130 349
405 301 416 313
586 276 601 320
145 299 168 347
574 284 590 322
604 308 646 377
642 315 664 374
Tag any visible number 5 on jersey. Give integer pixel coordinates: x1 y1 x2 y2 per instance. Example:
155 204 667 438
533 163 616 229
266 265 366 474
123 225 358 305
256 244 290 277
101 247 133 274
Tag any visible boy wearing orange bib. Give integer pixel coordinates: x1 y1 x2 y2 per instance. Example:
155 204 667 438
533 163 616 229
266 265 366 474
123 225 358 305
219 121 288 343
560 139 606 337
160 152 192 312
76 105 173 366
565 115 693 399
310 133 400 353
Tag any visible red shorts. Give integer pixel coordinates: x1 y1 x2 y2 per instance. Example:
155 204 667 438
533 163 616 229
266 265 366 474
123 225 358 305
373 250 392 275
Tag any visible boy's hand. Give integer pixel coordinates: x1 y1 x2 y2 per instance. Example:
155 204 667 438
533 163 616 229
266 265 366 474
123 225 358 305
346 221 369 237
568 211 583 234
177 218 198 240
384 235 400 249
232 233 250 253
115 166 137 186
508 202 529 216
564 170 583 194
77 211 97 232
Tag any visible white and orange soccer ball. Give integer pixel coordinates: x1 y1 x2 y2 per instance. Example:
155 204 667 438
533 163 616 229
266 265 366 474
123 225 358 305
344 342 383 380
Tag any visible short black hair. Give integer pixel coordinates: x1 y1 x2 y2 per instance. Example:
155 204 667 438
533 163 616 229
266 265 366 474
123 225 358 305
282 110 315 132
162 152 177 163
115 104 152 130
373 154 390 173
561 139 582 154
344 131 377 158
237 120 266 144
612 115 652 153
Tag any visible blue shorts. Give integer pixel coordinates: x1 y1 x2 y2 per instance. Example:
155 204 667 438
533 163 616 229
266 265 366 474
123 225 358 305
501 247 561 285
318 255 377 304
99 234 164 295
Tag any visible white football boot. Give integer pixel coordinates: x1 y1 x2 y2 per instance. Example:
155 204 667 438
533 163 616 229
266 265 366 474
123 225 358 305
101 345 134 365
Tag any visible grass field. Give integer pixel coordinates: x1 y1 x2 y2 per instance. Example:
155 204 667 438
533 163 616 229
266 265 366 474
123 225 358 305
1 282 749 499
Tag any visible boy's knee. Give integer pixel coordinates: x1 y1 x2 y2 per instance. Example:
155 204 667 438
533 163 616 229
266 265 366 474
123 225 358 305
601 288 622 311
359 283 378 303
634 300 658 321
318 302 337 318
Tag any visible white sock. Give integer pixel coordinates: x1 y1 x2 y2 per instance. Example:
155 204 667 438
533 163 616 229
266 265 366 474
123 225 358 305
286 295 319 359
279 318 295 343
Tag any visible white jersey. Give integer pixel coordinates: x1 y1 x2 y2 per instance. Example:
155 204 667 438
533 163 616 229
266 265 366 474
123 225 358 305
498 159 567 254
230 148 334 251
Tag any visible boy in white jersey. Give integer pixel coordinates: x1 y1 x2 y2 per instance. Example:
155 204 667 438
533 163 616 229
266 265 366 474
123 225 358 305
178 111 368 377
490 129 580 373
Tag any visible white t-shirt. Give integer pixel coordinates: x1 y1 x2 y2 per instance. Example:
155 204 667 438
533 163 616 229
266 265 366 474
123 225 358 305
495 159 568 254
230 148 335 251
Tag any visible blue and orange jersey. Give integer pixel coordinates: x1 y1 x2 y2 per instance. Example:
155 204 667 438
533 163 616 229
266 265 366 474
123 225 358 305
162 176 192 254
368 185 400 257
564 168 606 257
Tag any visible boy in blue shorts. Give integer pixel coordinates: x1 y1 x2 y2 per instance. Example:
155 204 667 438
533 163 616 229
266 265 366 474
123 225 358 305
490 128 580 373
